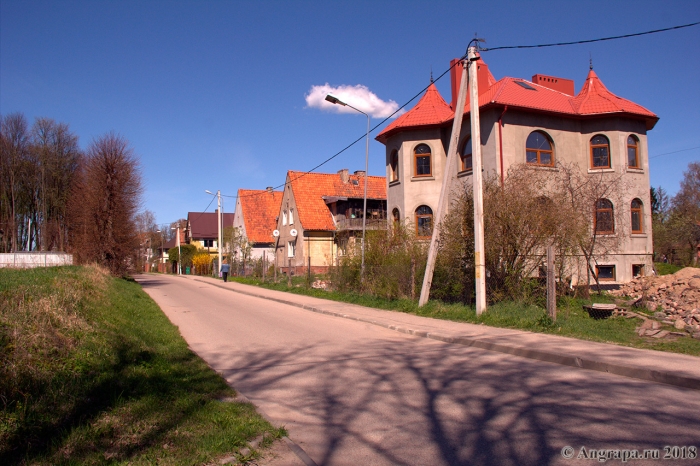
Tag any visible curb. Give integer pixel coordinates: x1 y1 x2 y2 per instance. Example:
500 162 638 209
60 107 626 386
192 276 700 391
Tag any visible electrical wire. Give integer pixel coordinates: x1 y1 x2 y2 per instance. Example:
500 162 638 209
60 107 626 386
219 21 699 202
479 21 699 51
650 146 700 159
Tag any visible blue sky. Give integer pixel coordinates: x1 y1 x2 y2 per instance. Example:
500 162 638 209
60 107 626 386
2 0 699 226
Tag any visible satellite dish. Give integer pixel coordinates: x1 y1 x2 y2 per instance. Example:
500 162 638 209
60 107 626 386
272 229 280 237
290 229 298 237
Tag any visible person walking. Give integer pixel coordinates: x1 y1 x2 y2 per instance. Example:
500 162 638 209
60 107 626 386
221 261 230 283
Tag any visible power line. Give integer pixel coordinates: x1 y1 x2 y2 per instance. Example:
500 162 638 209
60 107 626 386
650 146 700 159
228 21 699 202
480 21 699 51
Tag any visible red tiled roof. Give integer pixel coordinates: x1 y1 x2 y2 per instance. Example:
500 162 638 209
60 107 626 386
376 61 658 144
570 69 657 119
237 189 283 243
375 83 453 143
287 170 387 231
187 212 235 239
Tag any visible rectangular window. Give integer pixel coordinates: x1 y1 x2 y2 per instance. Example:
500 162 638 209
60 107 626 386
596 265 616 281
592 147 610 168
289 208 294 225
416 156 431 176
203 239 214 247
631 210 642 233
628 146 639 168
632 264 644 277
283 210 288 225
287 240 295 258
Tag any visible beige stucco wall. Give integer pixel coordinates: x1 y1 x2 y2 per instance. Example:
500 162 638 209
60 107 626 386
384 109 653 283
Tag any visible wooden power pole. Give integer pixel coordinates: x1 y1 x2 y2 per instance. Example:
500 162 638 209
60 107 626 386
468 46 487 315
418 59 470 307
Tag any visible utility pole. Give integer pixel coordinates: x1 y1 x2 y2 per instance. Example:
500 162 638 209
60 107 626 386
469 46 486 315
217 191 222 275
418 58 470 307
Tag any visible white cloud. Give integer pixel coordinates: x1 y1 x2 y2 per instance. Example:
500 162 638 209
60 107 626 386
305 83 405 119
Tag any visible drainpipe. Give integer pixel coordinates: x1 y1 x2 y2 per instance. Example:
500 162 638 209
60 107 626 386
498 105 508 186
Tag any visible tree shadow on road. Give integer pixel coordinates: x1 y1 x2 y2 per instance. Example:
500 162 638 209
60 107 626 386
204 337 700 466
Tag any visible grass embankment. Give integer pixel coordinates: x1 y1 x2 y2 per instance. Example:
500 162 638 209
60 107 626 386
0 265 284 465
229 269 700 357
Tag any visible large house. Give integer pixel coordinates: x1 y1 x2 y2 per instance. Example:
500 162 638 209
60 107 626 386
232 188 284 260
275 169 387 274
376 56 658 284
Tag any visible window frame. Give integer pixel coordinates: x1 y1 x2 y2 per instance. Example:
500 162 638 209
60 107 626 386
392 208 400 229
414 144 432 177
632 264 645 278
525 130 555 167
287 240 295 258
282 209 288 225
415 205 433 239
460 137 473 173
631 198 643 234
390 150 399 182
289 208 294 225
594 198 615 235
590 134 611 169
627 135 640 169
596 265 616 281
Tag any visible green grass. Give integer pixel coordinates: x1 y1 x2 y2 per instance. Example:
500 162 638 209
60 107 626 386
0 265 284 465
654 262 684 275
230 275 700 357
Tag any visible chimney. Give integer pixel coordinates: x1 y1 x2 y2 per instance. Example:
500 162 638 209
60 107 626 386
354 170 365 177
338 168 349 183
450 57 492 110
531 74 575 96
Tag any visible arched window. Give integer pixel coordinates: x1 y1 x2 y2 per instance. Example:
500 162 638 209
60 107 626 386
392 208 400 229
595 199 614 234
631 198 643 233
390 150 399 182
460 137 472 173
627 135 640 168
414 144 432 177
415 205 433 238
591 134 610 168
526 131 554 166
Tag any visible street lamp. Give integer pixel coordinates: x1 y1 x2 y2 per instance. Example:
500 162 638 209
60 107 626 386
325 94 370 279
171 223 181 275
205 190 223 277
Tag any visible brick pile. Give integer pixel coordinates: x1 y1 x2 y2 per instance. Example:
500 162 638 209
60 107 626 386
609 267 700 339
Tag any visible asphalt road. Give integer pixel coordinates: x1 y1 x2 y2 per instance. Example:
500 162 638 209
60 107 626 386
136 274 700 466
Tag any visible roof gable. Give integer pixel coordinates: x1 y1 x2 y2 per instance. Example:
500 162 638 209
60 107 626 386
237 189 283 243
287 170 387 231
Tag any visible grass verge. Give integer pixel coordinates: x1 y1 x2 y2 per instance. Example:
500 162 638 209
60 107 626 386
0 265 284 465
228 274 700 357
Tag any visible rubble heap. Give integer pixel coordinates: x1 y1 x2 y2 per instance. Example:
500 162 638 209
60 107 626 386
609 267 700 339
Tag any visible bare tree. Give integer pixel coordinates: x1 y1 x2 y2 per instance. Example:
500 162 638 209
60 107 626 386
30 118 81 251
68 133 143 275
0 113 30 252
552 162 630 294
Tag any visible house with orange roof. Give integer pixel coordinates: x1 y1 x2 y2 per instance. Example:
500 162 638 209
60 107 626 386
275 169 387 274
376 56 658 284
232 187 284 262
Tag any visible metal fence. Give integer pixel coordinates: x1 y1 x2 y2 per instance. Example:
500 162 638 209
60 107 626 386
0 252 74 268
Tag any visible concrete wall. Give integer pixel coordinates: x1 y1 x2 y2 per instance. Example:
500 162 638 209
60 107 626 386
0 252 73 268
